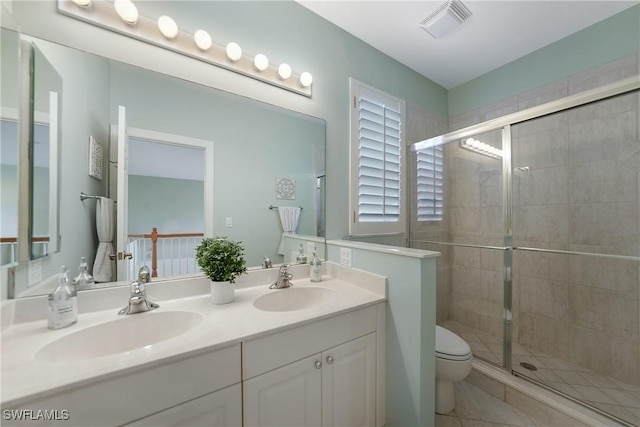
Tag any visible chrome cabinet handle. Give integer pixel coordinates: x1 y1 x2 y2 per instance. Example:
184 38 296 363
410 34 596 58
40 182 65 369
326 356 334 364
314 360 322 369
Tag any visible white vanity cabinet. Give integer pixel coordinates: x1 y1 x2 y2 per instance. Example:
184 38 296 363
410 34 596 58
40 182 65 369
3 344 241 427
242 306 381 427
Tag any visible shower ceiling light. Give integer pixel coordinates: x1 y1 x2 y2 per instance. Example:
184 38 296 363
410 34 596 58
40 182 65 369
58 0 312 97
461 138 502 159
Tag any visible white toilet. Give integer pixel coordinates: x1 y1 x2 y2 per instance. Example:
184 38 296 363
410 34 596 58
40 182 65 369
435 325 473 414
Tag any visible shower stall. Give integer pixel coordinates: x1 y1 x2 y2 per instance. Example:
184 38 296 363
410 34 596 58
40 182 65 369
409 77 639 426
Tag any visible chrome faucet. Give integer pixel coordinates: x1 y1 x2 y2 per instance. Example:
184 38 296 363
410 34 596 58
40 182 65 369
118 267 159 315
270 264 293 289
262 256 273 269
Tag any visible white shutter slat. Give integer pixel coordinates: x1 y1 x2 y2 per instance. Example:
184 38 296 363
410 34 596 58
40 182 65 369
417 145 444 222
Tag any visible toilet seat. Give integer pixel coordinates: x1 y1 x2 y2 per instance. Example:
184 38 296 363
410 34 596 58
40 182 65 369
436 325 472 361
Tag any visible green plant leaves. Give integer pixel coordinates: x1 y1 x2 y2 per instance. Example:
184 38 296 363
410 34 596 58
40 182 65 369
195 237 247 283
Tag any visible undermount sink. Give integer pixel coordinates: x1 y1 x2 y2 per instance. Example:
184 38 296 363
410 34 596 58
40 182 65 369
36 311 203 363
253 286 337 312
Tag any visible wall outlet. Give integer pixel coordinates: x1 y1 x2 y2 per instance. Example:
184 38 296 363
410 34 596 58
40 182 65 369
225 217 233 227
340 247 352 267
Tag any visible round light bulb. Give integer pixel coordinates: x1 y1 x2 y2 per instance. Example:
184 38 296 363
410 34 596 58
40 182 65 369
114 0 138 24
299 72 313 87
254 53 269 71
278 63 292 80
71 0 92 7
226 42 242 62
194 29 212 51
157 15 178 39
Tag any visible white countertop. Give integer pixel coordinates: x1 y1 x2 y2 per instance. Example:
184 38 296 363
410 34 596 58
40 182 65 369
1 262 386 406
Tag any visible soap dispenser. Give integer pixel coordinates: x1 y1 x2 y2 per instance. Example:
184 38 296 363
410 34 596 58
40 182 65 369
310 245 322 282
48 266 78 330
72 257 95 291
296 243 307 264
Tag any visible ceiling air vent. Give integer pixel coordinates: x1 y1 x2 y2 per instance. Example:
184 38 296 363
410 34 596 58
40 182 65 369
419 0 472 39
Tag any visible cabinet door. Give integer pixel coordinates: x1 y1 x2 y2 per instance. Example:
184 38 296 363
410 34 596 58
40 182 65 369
243 354 322 427
124 383 242 427
322 333 376 427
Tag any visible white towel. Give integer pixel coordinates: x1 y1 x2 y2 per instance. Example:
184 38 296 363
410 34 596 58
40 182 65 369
277 207 301 255
93 197 115 282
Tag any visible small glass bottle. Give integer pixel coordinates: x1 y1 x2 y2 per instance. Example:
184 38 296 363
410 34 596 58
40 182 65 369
72 257 95 291
48 266 78 330
310 246 322 282
296 243 307 264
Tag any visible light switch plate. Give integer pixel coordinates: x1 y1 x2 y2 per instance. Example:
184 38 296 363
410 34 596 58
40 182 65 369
340 247 352 267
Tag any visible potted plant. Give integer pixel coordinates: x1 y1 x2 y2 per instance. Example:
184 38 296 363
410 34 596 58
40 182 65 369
195 237 247 304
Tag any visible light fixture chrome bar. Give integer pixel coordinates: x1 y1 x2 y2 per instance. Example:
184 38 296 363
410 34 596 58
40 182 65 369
411 76 640 151
57 0 312 97
515 247 640 262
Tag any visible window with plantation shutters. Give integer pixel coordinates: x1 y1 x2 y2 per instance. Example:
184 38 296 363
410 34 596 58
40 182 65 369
416 146 444 221
349 79 406 236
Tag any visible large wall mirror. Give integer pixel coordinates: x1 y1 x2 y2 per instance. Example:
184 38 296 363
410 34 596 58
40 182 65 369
2 31 326 298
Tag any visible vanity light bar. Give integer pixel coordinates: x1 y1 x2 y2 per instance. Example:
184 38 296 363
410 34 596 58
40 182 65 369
57 0 313 97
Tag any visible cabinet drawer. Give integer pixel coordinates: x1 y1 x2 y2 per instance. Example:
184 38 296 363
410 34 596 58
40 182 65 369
124 383 242 427
5 344 241 427
243 306 376 380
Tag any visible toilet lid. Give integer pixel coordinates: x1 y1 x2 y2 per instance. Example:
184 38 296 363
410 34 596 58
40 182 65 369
436 325 471 359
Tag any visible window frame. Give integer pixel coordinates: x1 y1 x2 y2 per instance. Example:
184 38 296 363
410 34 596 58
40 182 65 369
349 79 406 236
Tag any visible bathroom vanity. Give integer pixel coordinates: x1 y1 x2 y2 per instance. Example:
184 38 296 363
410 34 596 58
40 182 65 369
1 262 386 426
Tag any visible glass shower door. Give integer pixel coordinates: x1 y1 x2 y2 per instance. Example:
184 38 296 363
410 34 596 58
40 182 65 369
510 92 640 426
410 127 510 368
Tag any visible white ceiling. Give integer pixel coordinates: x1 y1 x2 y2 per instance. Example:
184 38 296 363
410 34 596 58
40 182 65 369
296 0 637 89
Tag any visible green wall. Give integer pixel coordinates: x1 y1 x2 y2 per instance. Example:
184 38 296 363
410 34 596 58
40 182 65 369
449 5 640 116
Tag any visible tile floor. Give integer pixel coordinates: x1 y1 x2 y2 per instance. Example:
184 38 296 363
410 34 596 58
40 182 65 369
440 320 640 426
435 380 546 427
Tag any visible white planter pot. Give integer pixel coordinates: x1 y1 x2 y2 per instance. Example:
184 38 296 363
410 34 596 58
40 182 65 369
210 281 235 304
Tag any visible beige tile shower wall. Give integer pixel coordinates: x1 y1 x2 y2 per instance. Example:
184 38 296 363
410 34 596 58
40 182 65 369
446 53 639 385
445 127 505 338
406 102 450 323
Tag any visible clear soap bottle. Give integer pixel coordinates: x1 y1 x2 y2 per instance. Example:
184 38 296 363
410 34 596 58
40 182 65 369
72 257 95 291
48 266 78 330
296 243 307 264
310 246 322 282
